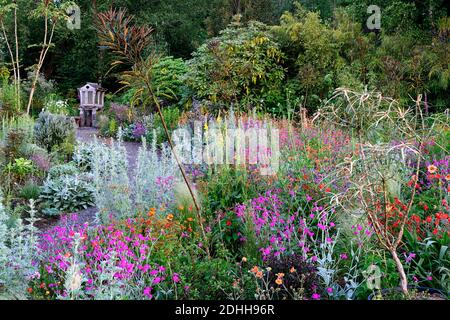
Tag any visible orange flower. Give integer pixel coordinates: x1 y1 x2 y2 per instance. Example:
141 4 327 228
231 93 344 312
256 271 263 279
290 267 296 273
276 273 285 279
166 214 174 221
27 288 33 294
187 217 194 222
275 278 283 285
64 252 71 259
446 174 450 181
178 205 185 211
148 208 156 217
427 165 438 174
250 266 259 274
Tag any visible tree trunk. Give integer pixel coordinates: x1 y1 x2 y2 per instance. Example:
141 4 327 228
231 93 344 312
391 249 408 296
27 82 37 115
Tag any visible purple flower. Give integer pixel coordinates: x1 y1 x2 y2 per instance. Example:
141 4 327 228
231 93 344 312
311 293 321 300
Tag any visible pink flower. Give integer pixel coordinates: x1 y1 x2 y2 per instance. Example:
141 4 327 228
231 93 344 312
143 287 153 299
340 253 348 260
326 287 333 293
311 293 321 300
153 277 162 284
172 273 181 283
311 256 318 262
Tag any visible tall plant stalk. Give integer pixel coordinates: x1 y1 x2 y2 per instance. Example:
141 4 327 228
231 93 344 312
0 0 20 112
96 8 210 257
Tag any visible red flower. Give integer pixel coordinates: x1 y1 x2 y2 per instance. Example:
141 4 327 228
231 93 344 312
423 204 429 211
226 220 232 226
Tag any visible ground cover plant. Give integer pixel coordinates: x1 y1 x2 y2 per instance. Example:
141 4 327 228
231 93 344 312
0 0 448 302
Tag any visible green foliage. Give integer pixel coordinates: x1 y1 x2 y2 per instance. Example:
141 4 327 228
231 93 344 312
185 20 286 113
152 56 189 104
39 174 95 215
34 112 76 152
147 107 181 144
5 158 35 185
47 163 80 180
18 182 41 201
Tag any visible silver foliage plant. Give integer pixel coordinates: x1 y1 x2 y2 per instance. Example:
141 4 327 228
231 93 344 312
90 134 132 224
84 129 180 224
0 197 39 299
135 132 179 214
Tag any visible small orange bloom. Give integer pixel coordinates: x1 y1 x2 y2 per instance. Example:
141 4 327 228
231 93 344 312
64 252 71 259
256 271 263 279
187 217 194 222
178 205 185 211
275 278 283 285
427 165 438 174
27 288 33 294
290 267 296 273
276 273 285 278
167 214 174 221
446 174 450 181
250 266 259 274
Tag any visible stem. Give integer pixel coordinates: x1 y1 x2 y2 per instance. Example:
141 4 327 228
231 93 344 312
1 18 18 111
14 3 20 111
27 11 56 114
390 249 408 296
146 82 211 259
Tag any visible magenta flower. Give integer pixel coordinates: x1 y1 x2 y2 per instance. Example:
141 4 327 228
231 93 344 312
143 287 153 299
311 293 321 300
172 273 181 283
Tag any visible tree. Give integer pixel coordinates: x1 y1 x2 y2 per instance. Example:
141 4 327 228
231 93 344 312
26 0 73 115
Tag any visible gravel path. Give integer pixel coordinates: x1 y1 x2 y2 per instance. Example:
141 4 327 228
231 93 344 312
37 128 142 232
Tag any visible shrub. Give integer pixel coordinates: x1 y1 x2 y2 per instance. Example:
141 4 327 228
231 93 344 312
151 56 188 104
134 138 179 213
90 138 132 223
19 183 42 201
43 94 72 116
0 197 39 299
5 158 35 184
34 112 76 152
39 174 95 215
47 163 80 179
185 21 285 112
73 143 94 172
2 129 29 163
